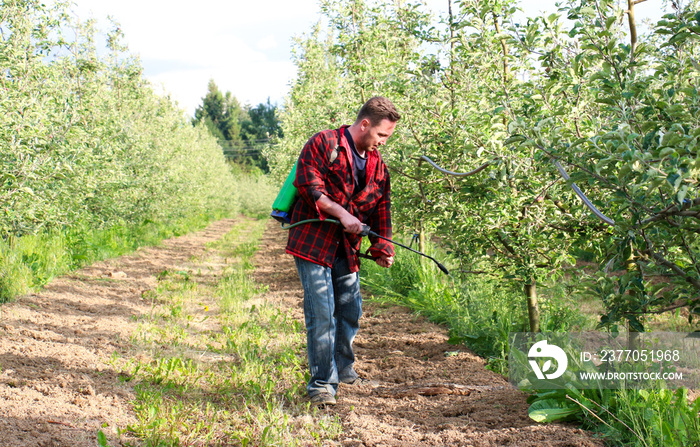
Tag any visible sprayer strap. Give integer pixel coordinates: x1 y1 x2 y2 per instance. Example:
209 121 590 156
327 127 342 166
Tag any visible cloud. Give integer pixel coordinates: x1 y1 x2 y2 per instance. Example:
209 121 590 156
148 58 297 115
67 0 322 115
256 35 278 51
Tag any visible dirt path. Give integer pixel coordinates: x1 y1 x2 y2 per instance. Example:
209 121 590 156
254 221 604 447
0 218 604 446
0 219 239 446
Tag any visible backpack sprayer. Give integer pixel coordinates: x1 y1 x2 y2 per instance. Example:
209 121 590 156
271 162 298 224
271 163 449 275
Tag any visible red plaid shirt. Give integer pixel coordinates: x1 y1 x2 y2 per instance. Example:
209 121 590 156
286 125 394 272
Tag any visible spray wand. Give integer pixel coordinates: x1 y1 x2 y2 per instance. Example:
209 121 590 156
281 219 449 275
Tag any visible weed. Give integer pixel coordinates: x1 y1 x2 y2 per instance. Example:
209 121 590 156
123 218 339 445
97 430 109 447
524 385 700 447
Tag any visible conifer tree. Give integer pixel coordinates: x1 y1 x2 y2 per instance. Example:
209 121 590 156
193 79 244 144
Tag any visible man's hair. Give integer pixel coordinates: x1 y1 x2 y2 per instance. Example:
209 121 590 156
356 96 401 126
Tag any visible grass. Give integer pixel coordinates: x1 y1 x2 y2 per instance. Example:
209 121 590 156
109 218 342 446
0 164 274 305
0 211 231 304
359 234 699 447
360 236 591 374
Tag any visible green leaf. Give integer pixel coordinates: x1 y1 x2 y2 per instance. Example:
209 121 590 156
528 398 581 423
580 6 596 16
669 32 691 46
504 135 527 145
628 318 644 332
667 172 680 188
605 16 616 30
619 164 632 178
659 148 676 158
676 185 688 204
97 430 108 447
596 97 616 105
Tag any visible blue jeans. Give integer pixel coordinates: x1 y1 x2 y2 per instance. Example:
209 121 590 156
294 256 362 397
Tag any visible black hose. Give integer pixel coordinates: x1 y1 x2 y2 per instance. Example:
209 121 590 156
280 218 342 230
280 219 449 275
363 227 450 275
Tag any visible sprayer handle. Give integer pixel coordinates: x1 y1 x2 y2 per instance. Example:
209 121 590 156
359 224 371 237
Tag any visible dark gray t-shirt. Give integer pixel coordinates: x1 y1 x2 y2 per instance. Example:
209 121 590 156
345 128 366 191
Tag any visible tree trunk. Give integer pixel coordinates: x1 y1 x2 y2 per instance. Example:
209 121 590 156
627 0 638 62
416 219 426 268
525 280 540 332
626 239 642 350
418 219 425 254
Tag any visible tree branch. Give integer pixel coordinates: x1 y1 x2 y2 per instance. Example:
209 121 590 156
646 249 700 291
640 198 700 225
627 299 696 315
627 0 638 61
495 231 520 259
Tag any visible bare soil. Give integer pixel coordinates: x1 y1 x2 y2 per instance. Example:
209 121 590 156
0 218 606 446
256 221 605 447
0 219 239 446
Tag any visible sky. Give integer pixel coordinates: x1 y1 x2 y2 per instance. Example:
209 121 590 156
69 0 325 116
67 0 666 118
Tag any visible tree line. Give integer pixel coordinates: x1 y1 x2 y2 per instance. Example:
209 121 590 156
0 0 238 300
192 80 283 171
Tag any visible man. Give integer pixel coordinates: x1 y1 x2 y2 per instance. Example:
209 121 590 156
286 96 400 406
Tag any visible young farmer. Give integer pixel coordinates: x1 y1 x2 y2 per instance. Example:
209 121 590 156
286 96 400 406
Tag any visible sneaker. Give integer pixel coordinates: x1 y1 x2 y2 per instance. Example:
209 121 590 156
340 376 369 385
309 392 336 407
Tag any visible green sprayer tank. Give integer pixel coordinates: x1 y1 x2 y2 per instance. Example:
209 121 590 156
271 162 298 223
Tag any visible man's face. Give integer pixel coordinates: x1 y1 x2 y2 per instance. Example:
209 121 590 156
356 118 397 153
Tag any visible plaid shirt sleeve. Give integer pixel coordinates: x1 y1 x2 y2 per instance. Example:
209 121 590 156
294 131 332 214
366 163 394 259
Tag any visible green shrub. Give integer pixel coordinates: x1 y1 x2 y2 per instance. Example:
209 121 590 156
526 386 700 447
229 164 279 219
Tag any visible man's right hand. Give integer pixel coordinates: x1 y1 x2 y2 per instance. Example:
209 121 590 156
317 194 365 234
339 213 364 234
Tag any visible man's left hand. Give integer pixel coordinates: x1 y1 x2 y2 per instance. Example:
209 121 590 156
376 255 394 268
